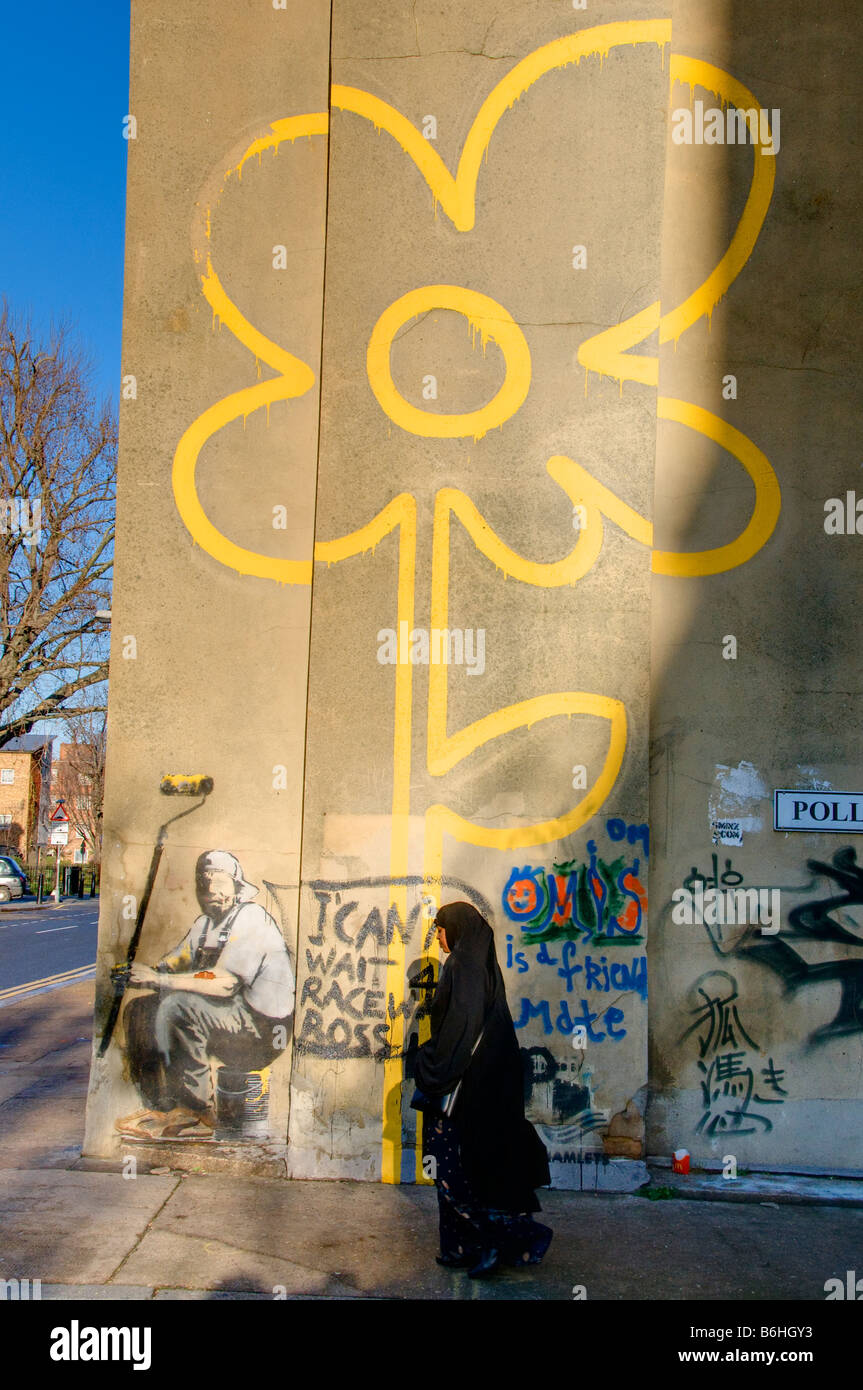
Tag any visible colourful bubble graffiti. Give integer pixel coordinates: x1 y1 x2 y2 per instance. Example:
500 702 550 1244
502 826 648 942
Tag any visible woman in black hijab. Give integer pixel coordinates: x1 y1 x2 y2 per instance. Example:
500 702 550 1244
413 901 552 1277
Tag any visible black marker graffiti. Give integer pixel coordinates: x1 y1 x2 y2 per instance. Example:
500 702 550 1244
680 971 787 1135
702 847 863 1044
264 875 493 1061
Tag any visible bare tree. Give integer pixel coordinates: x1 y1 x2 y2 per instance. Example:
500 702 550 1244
0 304 115 746
54 712 107 863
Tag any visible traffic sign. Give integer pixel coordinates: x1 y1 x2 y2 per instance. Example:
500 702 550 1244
49 800 69 823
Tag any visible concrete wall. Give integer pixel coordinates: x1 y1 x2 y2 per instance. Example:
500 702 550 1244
84 0 863 1180
288 0 666 1185
648 0 863 1172
84 0 331 1163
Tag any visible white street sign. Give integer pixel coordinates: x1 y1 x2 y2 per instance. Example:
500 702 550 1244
774 790 863 833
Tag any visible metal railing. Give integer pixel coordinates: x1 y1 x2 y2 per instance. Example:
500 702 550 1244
23 862 100 901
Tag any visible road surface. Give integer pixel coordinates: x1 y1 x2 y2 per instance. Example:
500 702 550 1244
0 900 98 1003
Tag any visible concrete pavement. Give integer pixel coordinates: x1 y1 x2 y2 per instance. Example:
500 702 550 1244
1 980 863 1301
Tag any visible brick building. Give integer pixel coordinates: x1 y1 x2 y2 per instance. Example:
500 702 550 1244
0 736 53 861
51 741 99 864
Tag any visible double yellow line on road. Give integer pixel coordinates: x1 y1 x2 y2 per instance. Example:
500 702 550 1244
0 963 96 1005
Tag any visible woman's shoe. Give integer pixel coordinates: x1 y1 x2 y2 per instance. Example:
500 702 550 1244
501 1221 554 1267
467 1247 500 1278
436 1252 475 1268
523 1223 553 1265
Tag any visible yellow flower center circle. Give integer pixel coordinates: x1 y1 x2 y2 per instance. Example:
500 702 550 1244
366 284 532 440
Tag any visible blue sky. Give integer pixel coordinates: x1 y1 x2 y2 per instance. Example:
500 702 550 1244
0 2 130 406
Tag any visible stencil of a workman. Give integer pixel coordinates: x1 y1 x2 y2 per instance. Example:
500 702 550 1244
116 850 295 1141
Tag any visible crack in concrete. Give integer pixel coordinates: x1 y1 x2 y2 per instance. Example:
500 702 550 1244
104 1177 183 1286
667 355 841 376
132 1222 363 1292
675 771 719 792
334 51 516 61
518 320 605 328
592 992 628 1023
393 309 433 343
617 283 653 324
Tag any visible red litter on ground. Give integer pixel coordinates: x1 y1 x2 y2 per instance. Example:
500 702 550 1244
672 1148 690 1174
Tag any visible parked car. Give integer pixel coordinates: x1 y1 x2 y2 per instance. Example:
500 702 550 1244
0 856 28 901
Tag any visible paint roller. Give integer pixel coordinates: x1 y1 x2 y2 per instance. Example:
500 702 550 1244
97 774 214 1057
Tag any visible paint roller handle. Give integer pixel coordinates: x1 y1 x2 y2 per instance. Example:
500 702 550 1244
97 778 213 1058
97 838 166 1057
122 836 166 965
98 986 127 1058
109 962 132 995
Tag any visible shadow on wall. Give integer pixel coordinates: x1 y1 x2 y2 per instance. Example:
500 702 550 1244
647 0 863 1159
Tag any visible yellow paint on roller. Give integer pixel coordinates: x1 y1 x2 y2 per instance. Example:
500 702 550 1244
159 774 214 796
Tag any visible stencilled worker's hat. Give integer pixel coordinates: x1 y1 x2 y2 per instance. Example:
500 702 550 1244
195 849 258 902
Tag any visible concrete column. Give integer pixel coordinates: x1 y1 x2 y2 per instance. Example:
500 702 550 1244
86 0 669 1185
84 0 331 1164
649 0 863 1170
289 0 668 1184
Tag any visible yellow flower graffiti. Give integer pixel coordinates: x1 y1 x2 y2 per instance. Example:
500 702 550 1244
172 20 781 1181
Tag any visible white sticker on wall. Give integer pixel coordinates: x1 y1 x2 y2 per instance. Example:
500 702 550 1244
712 819 743 846
709 762 766 837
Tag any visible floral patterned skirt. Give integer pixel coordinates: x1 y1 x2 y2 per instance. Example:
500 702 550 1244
425 1115 552 1266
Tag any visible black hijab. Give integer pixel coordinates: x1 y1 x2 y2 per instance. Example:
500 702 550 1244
414 902 506 1096
414 900 550 1208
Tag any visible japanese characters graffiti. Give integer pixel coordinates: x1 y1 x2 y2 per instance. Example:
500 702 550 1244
691 846 863 1044
680 970 787 1136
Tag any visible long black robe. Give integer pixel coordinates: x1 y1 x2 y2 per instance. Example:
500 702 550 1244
414 902 550 1211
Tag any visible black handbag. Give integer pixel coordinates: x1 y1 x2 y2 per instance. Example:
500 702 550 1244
410 1023 486 1118
409 1087 443 1114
